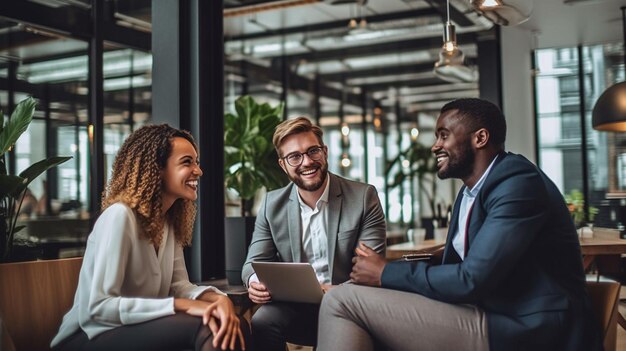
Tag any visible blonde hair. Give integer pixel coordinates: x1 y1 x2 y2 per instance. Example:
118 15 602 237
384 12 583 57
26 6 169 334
101 124 197 247
272 116 324 157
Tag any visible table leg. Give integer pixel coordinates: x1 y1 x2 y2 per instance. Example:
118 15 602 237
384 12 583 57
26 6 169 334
617 312 626 330
582 255 595 271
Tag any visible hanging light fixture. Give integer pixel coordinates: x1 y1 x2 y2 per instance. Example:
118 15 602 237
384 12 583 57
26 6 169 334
469 0 533 26
433 0 478 83
592 6 626 132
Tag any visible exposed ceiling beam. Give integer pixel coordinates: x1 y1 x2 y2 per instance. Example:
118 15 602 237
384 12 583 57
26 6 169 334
0 30 50 52
0 1 150 51
270 32 479 63
424 0 474 27
356 77 446 93
231 60 365 107
320 62 440 81
0 77 150 112
226 8 439 41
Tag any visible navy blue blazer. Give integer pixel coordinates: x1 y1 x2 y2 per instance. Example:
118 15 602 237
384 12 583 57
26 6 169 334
382 153 601 350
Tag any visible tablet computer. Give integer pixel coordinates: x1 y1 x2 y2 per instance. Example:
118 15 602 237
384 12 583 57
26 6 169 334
251 262 324 304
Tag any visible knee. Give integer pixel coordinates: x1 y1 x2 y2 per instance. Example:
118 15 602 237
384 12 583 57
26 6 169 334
320 285 353 316
251 305 282 332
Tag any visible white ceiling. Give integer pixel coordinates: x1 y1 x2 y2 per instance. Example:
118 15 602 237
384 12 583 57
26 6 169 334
521 0 626 48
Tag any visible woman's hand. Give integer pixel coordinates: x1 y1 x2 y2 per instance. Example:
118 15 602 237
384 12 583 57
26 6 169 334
174 296 245 350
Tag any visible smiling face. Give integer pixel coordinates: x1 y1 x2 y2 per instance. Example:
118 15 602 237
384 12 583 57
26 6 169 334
432 109 475 181
161 137 203 212
278 131 328 192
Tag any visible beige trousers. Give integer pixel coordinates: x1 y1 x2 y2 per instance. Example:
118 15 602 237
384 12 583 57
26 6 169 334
317 284 489 351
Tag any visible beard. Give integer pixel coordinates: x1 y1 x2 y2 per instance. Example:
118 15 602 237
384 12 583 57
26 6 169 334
437 140 475 180
288 161 329 192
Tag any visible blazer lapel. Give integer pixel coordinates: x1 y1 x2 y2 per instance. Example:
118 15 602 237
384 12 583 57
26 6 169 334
326 174 342 279
442 187 464 263
288 185 302 263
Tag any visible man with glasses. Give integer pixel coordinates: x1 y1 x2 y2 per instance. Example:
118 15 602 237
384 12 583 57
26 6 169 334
242 116 386 351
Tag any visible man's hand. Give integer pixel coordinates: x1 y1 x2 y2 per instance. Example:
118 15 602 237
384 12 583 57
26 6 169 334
321 284 335 293
350 242 386 287
248 281 272 304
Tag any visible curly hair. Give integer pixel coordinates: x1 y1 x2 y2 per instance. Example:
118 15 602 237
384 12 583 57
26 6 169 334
102 124 198 247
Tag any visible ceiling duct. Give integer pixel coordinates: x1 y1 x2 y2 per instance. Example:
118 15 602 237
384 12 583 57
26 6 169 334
224 0 319 17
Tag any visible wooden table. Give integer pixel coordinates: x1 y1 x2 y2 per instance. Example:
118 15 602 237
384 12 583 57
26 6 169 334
387 228 626 262
386 239 445 260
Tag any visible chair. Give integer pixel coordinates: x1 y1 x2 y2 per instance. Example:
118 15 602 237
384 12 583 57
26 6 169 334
586 281 621 351
0 257 83 351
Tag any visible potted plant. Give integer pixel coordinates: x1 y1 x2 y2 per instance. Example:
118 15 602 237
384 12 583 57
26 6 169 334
223 95 288 284
0 97 71 262
564 189 598 229
386 140 443 239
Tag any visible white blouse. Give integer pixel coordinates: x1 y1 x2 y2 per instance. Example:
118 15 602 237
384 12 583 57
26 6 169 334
51 203 222 347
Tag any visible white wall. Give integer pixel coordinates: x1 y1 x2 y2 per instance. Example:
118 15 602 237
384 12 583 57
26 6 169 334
500 26 536 163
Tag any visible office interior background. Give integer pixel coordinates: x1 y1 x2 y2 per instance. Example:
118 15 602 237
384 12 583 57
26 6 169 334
0 0 625 281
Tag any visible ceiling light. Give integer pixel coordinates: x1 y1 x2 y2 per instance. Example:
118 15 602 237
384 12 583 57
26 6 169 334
469 0 532 26
340 153 352 168
410 127 419 141
341 123 351 136
592 6 626 132
433 0 478 83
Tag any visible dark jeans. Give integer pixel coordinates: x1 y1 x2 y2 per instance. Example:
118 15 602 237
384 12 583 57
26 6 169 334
53 313 249 351
251 302 319 351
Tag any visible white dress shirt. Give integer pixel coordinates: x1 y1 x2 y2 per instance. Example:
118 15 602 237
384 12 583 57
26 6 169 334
51 203 222 347
297 177 331 284
452 155 499 260
248 177 332 285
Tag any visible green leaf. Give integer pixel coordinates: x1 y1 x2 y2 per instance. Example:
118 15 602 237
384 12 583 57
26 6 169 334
224 95 288 206
0 174 26 198
0 97 36 154
16 156 72 195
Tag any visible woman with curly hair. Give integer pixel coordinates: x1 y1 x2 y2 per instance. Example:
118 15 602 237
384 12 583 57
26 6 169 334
51 124 246 351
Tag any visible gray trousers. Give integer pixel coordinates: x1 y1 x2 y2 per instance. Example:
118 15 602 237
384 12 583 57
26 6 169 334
250 302 319 351
317 284 489 351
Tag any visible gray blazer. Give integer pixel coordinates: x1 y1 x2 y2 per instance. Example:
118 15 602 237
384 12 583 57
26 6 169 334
242 173 386 286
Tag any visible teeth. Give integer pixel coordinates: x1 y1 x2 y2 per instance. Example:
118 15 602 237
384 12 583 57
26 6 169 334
436 156 447 163
301 169 317 175
186 180 198 186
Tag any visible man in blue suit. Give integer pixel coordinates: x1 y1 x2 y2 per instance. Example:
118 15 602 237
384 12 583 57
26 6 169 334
317 98 601 351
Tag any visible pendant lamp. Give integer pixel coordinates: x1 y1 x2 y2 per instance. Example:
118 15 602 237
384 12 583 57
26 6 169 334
592 7 626 132
469 0 532 26
433 0 478 83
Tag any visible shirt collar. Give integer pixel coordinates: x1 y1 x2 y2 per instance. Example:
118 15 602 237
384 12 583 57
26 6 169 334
297 176 331 210
463 154 499 198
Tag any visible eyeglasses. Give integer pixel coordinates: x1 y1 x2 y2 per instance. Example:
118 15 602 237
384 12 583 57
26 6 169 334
282 146 325 167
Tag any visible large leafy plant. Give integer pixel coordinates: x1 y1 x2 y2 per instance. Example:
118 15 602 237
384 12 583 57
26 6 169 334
386 141 439 216
224 96 288 216
0 97 71 261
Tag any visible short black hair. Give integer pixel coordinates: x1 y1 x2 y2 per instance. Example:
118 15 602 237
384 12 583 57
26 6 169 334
440 98 507 147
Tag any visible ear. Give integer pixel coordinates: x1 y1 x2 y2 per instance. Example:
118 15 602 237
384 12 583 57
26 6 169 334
473 128 490 149
278 158 288 174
